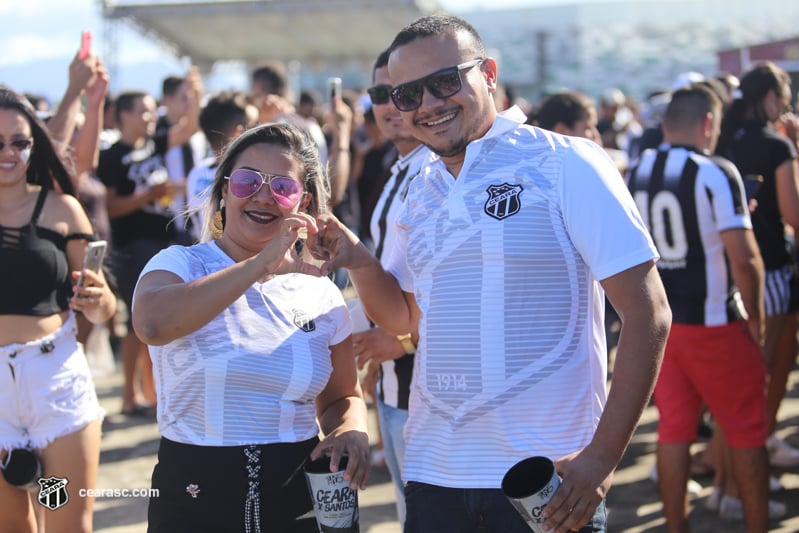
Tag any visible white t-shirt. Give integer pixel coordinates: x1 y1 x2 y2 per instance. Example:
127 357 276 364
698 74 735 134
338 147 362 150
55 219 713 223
136 241 352 446
164 132 209 231
185 157 217 241
386 106 659 488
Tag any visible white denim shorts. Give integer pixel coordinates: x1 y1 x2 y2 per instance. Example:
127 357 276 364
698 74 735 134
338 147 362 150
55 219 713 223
0 313 104 450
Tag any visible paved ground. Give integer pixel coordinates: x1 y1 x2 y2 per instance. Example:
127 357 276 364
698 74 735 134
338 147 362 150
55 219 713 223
91 361 799 533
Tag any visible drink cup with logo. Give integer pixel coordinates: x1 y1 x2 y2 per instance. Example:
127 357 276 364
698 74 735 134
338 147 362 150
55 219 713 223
501 456 561 533
304 456 359 533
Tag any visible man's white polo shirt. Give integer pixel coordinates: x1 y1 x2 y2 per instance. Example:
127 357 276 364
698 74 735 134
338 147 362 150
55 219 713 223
385 106 658 488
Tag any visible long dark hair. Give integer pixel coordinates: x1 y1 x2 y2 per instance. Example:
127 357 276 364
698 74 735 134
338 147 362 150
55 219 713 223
0 85 75 195
716 62 790 157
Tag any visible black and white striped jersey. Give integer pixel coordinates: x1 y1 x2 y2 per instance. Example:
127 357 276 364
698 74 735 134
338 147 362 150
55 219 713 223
628 144 751 325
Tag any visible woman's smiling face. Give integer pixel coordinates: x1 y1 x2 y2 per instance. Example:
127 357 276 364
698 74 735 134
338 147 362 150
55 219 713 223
0 108 32 187
221 142 307 255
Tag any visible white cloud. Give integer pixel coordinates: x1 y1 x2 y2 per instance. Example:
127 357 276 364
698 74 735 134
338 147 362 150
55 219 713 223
0 0 99 67
109 20 180 65
0 0 56 16
0 34 78 67
0 0 94 19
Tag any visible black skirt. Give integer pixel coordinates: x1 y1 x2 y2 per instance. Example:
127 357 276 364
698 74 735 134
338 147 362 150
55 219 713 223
147 436 320 533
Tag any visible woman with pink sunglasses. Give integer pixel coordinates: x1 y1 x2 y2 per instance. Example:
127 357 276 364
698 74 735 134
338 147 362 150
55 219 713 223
133 122 369 532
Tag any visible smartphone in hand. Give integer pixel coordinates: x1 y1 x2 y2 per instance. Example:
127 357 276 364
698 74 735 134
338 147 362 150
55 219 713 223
180 55 192 73
78 29 92 60
76 240 107 287
327 77 342 103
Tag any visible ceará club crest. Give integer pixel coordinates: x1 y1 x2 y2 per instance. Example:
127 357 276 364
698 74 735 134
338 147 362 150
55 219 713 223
485 183 523 220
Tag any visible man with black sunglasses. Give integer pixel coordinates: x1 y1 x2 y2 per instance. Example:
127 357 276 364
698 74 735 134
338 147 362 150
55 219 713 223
350 48 430 528
312 14 671 533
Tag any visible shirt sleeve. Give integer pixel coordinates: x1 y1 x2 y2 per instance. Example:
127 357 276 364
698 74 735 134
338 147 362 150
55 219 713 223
97 146 124 190
131 245 193 314
560 138 659 281
138 245 193 283
774 130 798 163
326 279 354 346
708 156 752 232
385 206 414 293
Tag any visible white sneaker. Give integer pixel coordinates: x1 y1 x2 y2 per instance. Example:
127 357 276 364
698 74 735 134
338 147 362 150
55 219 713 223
718 494 787 520
687 479 702 495
370 448 386 468
766 434 799 468
770 474 784 493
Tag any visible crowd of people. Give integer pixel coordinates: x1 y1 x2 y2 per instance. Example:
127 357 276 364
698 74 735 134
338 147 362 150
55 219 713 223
1 12 798 533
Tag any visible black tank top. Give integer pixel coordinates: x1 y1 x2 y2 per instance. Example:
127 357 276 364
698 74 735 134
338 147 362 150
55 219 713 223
0 189 77 316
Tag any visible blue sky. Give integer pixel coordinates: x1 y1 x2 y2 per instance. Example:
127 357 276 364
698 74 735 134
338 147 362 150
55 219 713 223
0 0 561 103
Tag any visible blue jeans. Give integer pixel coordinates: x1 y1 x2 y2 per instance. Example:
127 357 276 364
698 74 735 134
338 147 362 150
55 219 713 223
404 482 607 533
376 398 409 525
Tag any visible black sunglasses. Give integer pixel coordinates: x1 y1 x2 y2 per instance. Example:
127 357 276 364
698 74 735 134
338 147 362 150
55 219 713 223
0 138 33 152
367 84 392 106
390 59 484 112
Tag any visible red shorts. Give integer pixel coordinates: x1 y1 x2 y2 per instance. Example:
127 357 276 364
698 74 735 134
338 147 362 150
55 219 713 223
654 321 767 448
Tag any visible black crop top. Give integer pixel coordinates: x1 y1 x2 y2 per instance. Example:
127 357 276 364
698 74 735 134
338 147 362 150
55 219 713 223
0 188 94 316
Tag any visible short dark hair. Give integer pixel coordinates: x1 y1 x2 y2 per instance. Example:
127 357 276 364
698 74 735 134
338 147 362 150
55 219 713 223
696 77 730 107
23 92 50 112
299 90 320 107
161 76 184 98
372 48 391 81
533 91 595 131
389 14 486 58
104 93 115 112
664 83 721 131
115 90 149 125
251 60 289 97
199 90 254 152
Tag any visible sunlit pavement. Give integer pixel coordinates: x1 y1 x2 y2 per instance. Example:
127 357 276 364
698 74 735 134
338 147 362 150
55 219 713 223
91 361 799 533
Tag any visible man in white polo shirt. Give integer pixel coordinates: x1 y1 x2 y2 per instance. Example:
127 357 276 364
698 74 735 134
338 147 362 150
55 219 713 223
312 14 671 533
